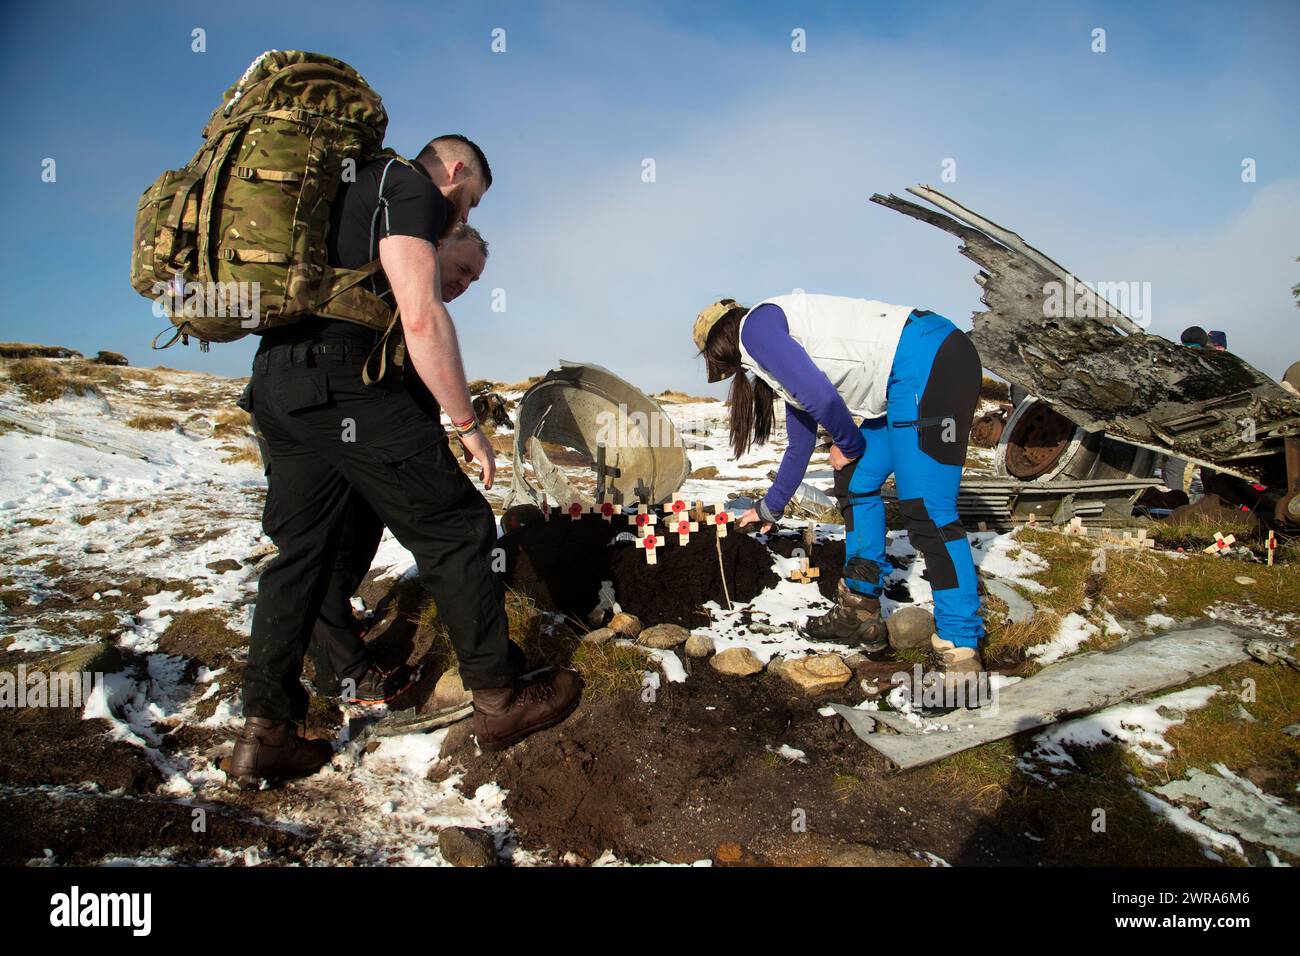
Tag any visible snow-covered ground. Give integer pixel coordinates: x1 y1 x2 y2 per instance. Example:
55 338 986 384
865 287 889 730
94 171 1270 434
1 360 1288 866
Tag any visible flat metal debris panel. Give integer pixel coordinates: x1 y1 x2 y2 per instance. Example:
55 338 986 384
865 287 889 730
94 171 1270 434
860 622 1257 770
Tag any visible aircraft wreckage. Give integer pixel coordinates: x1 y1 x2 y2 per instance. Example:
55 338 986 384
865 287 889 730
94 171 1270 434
498 188 1299 530
871 186 1300 527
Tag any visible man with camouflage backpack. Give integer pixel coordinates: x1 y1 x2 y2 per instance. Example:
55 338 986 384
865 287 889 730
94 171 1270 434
241 222 493 710
229 128 584 787
132 52 583 787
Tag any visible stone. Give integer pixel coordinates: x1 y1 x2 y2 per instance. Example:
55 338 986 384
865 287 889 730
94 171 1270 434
438 827 498 867
886 606 935 651
608 612 642 637
1234 576 1256 586
826 844 925 867
440 718 476 757
710 646 764 676
205 559 242 574
582 627 615 645
715 842 744 863
684 634 715 658
433 668 473 708
772 654 852 695
637 623 689 649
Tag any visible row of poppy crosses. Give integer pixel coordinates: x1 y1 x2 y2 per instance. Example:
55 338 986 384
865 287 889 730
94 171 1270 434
541 494 735 565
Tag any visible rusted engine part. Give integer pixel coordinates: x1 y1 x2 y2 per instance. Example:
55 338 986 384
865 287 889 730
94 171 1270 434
970 404 1009 448
869 187 1300 482
472 391 514 429
503 361 691 511
996 398 1158 481
956 476 1157 529
458 392 516 463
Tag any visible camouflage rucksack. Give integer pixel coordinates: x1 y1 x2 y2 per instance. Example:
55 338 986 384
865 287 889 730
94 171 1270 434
130 50 401 350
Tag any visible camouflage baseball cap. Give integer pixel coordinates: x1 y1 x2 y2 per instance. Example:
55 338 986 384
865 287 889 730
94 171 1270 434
692 298 745 355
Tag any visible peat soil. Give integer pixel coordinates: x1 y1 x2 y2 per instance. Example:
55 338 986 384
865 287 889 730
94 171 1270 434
500 514 777 627
454 662 1210 867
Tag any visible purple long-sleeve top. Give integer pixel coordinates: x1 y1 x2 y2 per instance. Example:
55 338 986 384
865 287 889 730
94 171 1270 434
740 304 866 516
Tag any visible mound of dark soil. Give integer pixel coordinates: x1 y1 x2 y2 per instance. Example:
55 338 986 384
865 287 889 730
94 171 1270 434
500 515 778 627
454 663 1215 868
0 789 311 866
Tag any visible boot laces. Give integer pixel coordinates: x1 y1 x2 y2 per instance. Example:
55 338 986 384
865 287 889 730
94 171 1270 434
513 675 556 707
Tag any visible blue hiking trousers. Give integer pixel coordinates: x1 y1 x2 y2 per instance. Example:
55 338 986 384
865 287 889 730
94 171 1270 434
831 311 985 647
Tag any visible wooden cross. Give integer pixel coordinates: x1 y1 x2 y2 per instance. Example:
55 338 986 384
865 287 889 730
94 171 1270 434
661 496 692 522
595 493 622 522
710 506 733 537
565 499 588 521
629 503 657 535
635 532 661 565
789 558 820 584
668 516 699 545
1203 532 1236 556
594 442 621 501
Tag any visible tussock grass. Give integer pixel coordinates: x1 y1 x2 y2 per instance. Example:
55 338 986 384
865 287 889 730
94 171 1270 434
924 738 1017 810
500 375 543 392
415 588 651 699
212 408 251 440
125 413 179 432
221 440 263 466
0 343 81 359
984 607 1060 669
6 358 100 403
1142 662 1300 799
654 390 720 404
979 376 1010 402
1151 516 1261 552
571 641 649 699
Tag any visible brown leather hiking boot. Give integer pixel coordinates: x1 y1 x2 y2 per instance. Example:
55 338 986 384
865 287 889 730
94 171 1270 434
472 668 584 752
227 717 333 789
800 580 889 650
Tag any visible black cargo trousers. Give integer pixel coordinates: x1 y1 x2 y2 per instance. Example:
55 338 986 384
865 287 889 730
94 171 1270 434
243 337 522 721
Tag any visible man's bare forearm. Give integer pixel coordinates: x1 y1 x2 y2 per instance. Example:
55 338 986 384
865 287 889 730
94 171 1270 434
403 306 475 425
377 234 476 426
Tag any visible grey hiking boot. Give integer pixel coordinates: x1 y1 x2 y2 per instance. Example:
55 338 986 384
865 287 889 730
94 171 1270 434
800 580 889 651
919 635 989 711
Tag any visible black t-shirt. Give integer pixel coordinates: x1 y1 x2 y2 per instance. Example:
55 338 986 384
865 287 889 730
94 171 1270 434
262 155 451 347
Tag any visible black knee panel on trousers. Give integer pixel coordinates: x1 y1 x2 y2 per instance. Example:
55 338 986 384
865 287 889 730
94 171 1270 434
917 330 982 466
897 498 966 591
842 556 882 589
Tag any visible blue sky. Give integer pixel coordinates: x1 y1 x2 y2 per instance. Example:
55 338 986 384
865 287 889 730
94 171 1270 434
1 0 1297 389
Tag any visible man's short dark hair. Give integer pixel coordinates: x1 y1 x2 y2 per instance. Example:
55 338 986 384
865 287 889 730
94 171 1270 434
417 134 492 188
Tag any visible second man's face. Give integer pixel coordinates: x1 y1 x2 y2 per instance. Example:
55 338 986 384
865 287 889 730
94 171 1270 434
438 239 486 302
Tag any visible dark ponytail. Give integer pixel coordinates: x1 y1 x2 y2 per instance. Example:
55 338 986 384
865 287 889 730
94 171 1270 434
701 311 777 459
